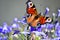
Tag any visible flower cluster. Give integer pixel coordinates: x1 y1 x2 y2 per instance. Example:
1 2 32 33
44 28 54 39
0 8 60 40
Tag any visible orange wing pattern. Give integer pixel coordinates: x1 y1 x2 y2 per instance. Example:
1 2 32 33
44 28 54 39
27 8 37 15
39 16 46 25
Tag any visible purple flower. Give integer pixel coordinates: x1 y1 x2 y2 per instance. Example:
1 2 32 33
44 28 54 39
13 30 20 35
18 19 27 25
2 22 8 27
30 25 43 32
13 17 18 22
44 7 50 15
11 23 19 28
55 25 60 37
36 25 43 32
41 24 46 28
46 23 54 30
0 37 3 40
0 27 3 33
58 9 60 17
37 29 42 32
55 29 60 37
2 22 12 34
55 21 60 29
2 23 8 34
30 26 37 32
2 28 8 34
7 26 12 33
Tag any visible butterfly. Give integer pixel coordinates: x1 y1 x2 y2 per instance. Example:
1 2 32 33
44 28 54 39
26 0 52 27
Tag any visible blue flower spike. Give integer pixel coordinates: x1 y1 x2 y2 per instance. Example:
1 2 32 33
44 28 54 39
45 7 50 15
54 20 60 29
58 9 60 17
2 22 12 34
2 22 8 34
0 26 3 33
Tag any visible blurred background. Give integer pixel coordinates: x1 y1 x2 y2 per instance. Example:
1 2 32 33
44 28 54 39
0 0 60 25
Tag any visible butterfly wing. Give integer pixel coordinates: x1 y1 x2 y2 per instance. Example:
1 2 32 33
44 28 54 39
30 14 40 27
39 16 46 25
45 17 52 23
26 0 38 15
27 14 36 24
39 16 52 24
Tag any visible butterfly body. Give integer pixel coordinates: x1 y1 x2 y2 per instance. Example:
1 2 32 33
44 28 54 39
31 17 40 27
